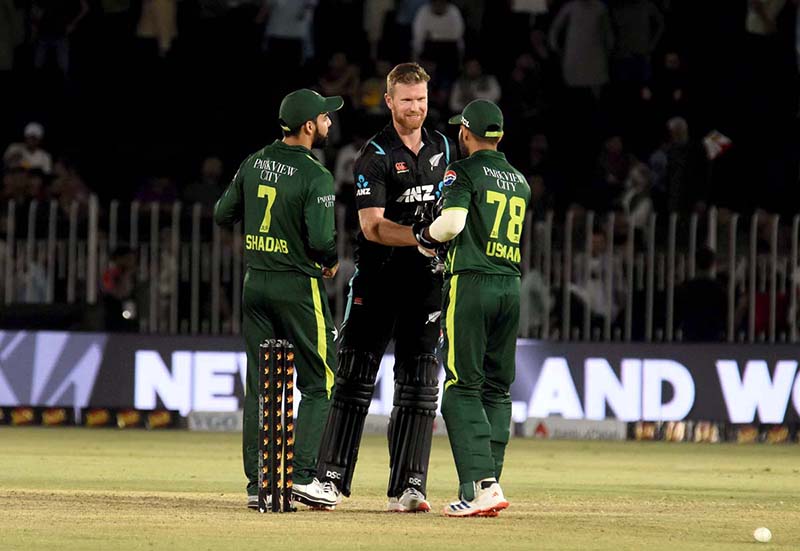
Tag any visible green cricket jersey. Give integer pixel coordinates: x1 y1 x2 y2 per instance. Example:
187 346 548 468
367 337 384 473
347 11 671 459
441 149 530 276
214 140 337 276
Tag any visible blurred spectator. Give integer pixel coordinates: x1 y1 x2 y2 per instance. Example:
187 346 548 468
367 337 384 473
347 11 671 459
528 173 554 222
101 246 139 332
449 58 501 113
526 133 553 177
358 59 392 114
569 224 623 330
597 134 635 188
662 117 708 214
747 0 786 36
734 211 792 338
0 0 23 73
524 133 562 212
609 0 664 87
135 174 178 203
744 0 793 118
520 269 550 337
527 28 552 64
3 123 53 175
649 51 688 119
412 0 465 83
136 0 177 59
27 169 47 202
157 227 178 331
501 53 547 135
451 0 486 48
608 0 664 148
333 132 365 195
522 28 559 91
549 0 614 94
675 246 726 341
16 253 48 303
2 167 32 203
319 52 360 102
617 161 653 231
648 135 669 199
381 0 428 61
363 0 394 60
182 156 225 210
592 134 636 211
258 0 318 70
31 0 89 75
398 0 430 29
414 58 450 126
49 157 90 212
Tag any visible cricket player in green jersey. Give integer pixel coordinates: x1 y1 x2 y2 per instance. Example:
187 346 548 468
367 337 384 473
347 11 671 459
214 88 344 510
411 99 531 517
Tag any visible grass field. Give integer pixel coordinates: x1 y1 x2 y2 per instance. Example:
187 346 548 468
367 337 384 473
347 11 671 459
1 428 798 550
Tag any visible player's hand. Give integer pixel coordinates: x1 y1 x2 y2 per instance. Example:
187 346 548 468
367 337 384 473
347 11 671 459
417 245 436 258
412 221 441 250
322 263 339 279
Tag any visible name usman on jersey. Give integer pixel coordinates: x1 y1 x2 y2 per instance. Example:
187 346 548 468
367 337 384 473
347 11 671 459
396 184 436 203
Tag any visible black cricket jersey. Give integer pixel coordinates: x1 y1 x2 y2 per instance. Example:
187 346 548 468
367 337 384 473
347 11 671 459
352 123 456 271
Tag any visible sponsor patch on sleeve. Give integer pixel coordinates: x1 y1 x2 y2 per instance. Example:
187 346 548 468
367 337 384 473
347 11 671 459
443 170 457 186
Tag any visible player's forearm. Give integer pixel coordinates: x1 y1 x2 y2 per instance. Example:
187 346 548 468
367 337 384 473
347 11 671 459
429 208 467 242
213 194 241 226
365 217 419 247
308 234 338 268
306 199 337 266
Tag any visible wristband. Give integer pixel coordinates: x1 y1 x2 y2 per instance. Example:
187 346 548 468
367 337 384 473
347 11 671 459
412 221 441 249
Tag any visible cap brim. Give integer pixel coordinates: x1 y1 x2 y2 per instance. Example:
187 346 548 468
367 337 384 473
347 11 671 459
448 114 464 125
323 96 345 113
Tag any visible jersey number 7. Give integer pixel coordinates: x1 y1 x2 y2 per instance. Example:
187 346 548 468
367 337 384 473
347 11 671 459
258 185 277 233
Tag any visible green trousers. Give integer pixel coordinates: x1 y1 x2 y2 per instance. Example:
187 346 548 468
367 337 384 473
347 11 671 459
440 273 520 500
242 269 336 493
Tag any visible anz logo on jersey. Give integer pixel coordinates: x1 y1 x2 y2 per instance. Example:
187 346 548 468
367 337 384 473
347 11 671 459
396 185 436 203
356 174 371 196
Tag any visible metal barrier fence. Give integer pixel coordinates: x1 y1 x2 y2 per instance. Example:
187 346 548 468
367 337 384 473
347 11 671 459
1 197 798 342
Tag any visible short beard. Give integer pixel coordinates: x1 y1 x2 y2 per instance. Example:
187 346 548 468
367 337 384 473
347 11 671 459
394 112 425 132
458 133 468 156
312 130 328 148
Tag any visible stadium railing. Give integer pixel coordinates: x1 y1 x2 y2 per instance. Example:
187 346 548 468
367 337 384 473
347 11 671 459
1 197 797 343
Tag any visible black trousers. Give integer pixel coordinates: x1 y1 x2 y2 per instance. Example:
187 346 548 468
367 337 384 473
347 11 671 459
341 260 441 360
333 258 442 497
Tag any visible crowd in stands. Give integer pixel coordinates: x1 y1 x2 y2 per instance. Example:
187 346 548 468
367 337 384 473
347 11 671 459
1 0 800 338
1 0 797 219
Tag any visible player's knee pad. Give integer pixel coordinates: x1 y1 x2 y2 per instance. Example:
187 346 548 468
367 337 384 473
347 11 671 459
333 347 380 407
316 348 380 496
393 353 439 410
387 354 439 497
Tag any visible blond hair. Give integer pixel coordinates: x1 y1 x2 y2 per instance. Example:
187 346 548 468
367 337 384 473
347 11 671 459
386 62 430 96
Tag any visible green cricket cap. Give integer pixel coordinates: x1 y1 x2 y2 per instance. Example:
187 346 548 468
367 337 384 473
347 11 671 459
448 99 504 138
278 89 344 131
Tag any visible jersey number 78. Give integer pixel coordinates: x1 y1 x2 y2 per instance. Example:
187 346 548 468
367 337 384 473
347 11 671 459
486 190 525 244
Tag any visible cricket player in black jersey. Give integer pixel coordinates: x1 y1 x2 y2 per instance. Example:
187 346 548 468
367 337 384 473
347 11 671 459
293 62 456 512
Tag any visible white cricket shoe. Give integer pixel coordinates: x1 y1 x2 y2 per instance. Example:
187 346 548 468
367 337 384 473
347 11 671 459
293 478 342 509
443 479 509 517
247 494 259 510
387 487 431 513
248 494 275 511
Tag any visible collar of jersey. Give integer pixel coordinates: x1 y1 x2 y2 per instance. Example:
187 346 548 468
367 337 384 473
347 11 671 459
384 124 433 151
272 139 315 157
470 149 506 160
